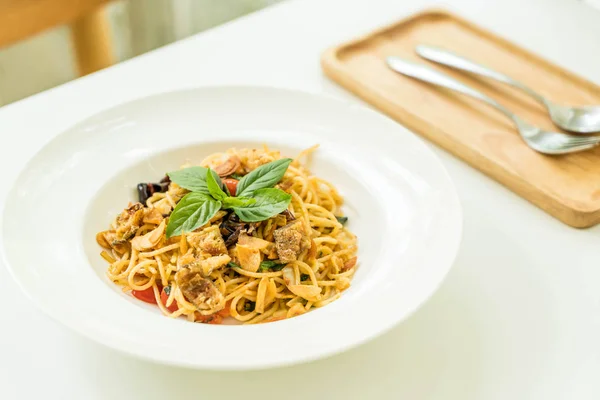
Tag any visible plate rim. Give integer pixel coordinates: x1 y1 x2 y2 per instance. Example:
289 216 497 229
1 85 463 370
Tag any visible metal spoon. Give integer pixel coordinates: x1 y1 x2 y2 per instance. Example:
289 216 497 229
415 45 600 133
386 56 600 155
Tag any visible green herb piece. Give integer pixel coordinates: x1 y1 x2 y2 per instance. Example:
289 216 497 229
163 285 171 295
300 274 309 281
336 216 348 225
259 260 286 271
222 197 256 209
233 188 292 222
227 262 241 269
244 301 256 312
236 158 292 197
166 158 293 229
223 182 231 197
166 192 221 238
167 166 222 195
230 173 244 180
206 168 227 201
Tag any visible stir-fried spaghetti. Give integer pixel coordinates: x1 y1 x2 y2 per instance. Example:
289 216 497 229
96 146 358 324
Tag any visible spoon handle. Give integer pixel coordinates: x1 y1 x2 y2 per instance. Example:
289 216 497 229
386 56 518 122
415 45 547 105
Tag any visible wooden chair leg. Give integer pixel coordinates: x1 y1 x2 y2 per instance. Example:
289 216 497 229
69 7 114 76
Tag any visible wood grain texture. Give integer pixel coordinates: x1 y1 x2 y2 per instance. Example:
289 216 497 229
321 9 600 228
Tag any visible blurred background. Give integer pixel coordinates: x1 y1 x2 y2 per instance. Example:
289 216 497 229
0 0 282 106
0 0 598 107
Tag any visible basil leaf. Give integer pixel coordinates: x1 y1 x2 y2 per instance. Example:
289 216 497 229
230 173 244 180
166 192 221 238
227 262 241 268
259 260 286 271
336 216 348 225
223 183 231 197
167 167 222 195
233 188 292 222
222 196 256 209
236 158 292 197
300 274 309 281
206 168 227 201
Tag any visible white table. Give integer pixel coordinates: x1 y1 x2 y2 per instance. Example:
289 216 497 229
1 0 599 398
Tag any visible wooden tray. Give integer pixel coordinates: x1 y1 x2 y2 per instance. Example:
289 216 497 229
321 9 600 228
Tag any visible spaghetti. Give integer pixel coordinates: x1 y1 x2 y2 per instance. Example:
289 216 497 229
96 146 358 324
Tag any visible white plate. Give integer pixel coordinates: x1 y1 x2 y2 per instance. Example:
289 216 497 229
1 86 461 370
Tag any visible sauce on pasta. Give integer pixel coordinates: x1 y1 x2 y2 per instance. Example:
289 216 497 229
96 145 358 324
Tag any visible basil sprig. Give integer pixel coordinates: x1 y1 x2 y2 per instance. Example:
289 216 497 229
165 159 292 237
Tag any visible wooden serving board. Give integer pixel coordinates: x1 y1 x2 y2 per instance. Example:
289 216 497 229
321 9 600 228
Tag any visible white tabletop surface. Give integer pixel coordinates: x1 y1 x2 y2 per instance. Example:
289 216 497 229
1 0 599 398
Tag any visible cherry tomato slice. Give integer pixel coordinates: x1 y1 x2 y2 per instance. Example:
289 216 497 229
194 312 224 324
223 178 238 196
218 301 232 318
132 287 157 304
160 287 178 313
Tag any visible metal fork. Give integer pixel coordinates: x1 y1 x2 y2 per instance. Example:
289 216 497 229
386 56 600 155
415 45 600 134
